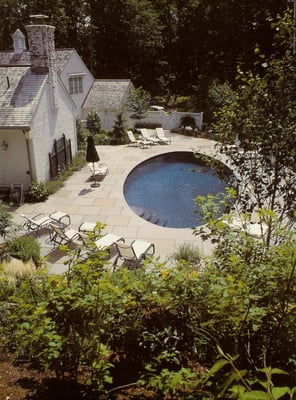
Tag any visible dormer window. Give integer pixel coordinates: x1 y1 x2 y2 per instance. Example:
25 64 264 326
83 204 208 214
13 29 26 54
69 73 84 94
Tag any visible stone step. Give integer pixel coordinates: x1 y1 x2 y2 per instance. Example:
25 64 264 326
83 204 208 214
130 205 167 227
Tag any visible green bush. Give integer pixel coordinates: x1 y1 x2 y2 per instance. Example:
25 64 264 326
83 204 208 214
93 132 110 145
76 118 89 150
3 219 295 398
0 200 12 238
86 110 101 135
179 115 196 130
134 122 161 129
6 236 41 266
25 181 49 203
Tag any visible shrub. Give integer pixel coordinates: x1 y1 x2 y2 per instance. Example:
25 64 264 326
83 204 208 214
171 243 201 267
109 112 126 144
134 122 161 129
86 110 101 135
6 236 41 266
180 115 196 130
93 132 110 145
0 201 12 238
26 181 49 203
45 155 85 196
76 118 89 150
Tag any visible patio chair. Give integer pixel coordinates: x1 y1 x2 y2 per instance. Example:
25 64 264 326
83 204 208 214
76 232 124 263
140 128 160 145
49 223 80 248
156 127 171 144
223 216 267 238
20 213 52 236
113 239 155 269
94 233 124 250
88 162 109 178
127 130 151 148
49 211 71 227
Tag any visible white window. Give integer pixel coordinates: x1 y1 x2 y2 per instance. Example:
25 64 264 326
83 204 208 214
69 75 83 94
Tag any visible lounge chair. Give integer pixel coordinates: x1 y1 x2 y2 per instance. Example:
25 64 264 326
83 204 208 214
20 213 52 236
49 211 71 227
80 232 125 258
140 128 160 145
156 127 171 144
113 239 155 269
94 233 124 250
223 216 267 238
49 223 80 248
127 130 151 148
88 162 109 178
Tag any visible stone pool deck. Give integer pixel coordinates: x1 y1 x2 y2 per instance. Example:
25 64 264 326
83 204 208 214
11 133 218 273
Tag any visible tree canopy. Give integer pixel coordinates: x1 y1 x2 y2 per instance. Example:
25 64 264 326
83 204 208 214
0 0 289 102
210 12 296 246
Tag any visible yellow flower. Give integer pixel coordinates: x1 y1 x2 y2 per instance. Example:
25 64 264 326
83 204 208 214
161 268 168 279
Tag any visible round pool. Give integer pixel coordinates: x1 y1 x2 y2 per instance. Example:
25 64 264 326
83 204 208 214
124 151 232 228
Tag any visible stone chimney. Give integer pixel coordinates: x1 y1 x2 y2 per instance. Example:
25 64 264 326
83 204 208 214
25 14 56 72
26 14 57 108
12 29 26 54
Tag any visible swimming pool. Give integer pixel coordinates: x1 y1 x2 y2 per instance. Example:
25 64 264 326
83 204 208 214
124 151 231 228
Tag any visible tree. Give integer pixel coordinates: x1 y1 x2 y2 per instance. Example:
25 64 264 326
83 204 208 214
211 12 296 246
126 86 151 123
86 110 101 136
110 111 126 144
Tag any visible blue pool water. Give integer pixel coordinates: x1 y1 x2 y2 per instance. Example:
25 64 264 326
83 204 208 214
124 152 231 228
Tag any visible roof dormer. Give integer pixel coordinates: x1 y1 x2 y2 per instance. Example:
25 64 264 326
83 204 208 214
13 29 26 54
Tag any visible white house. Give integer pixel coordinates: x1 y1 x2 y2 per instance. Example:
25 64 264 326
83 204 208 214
55 49 94 116
0 15 134 192
81 79 133 131
0 15 77 188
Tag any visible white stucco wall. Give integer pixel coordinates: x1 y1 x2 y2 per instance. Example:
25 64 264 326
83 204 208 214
30 77 77 182
59 51 94 116
0 130 31 187
81 109 123 131
82 109 203 132
136 111 203 131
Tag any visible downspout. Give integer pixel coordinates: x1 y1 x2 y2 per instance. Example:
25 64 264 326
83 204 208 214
23 129 34 181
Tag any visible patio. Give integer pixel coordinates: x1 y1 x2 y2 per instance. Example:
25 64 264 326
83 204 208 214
11 132 218 273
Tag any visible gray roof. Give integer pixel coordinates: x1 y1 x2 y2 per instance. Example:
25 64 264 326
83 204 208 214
0 49 75 73
83 79 132 110
0 51 31 66
0 66 47 128
54 49 75 73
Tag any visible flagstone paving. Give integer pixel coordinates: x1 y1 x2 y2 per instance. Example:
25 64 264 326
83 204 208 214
11 132 220 273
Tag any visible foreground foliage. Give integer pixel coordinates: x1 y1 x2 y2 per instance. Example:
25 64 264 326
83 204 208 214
0 220 295 398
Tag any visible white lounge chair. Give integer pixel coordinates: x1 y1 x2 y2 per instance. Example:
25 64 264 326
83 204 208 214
140 128 160 145
88 162 109 177
20 213 52 236
80 232 125 259
94 233 125 251
223 216 268 238
88 162 109 186
127 130 151 148
114 239 155 269
49 223 80 248
156 127 171 144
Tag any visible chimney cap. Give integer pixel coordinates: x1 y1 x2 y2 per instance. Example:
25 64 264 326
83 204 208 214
29 14 49 24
